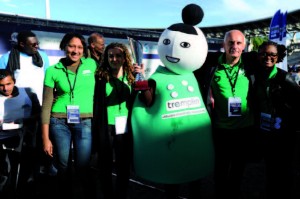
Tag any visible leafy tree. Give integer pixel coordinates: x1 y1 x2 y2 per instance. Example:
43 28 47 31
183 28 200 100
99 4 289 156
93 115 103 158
250 36 268 51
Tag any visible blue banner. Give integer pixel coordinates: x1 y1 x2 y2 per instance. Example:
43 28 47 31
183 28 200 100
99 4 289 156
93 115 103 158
269 10 281 41
269 9 288 71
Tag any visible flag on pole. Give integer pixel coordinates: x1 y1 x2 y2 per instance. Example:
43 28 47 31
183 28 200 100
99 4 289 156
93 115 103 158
269 9 288 71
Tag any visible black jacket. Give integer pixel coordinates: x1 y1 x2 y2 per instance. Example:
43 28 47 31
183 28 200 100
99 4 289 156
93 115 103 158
254 67 300 132
92 76 137 154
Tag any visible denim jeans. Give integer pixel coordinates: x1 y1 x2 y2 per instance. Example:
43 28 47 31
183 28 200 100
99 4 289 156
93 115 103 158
49 117 93 198
50 117 92 171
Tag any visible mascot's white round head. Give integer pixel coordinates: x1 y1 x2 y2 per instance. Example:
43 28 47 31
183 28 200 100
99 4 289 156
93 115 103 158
158 4 208 75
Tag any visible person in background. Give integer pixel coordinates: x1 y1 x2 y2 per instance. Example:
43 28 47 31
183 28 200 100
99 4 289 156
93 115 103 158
291 64 300 85
0 30 49 104
41 32 97 199
93 42 143 199
0 30 50 192
87 32 105 65
0 69 40 194
295 66 300 85
87 32 106 179
194 29 257 199
254 41 300 199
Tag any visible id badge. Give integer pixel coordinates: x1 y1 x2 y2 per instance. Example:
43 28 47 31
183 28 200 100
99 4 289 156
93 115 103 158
2 123 23 130
260 112 282 131
228 97 241 117
115 116 128 135
260 112 272 131
67 105 80 123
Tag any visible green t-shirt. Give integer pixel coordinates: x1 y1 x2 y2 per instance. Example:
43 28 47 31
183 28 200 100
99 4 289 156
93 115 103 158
44 57 97 114
106 76 131 125
211 55 254 129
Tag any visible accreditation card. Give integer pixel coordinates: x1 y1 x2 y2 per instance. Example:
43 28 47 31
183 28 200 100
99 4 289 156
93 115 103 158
228 97 241 117
67 105 80 123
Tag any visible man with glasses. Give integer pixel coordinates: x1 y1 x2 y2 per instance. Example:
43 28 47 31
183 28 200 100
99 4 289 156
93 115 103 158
0 30 49 104
0 30 50 196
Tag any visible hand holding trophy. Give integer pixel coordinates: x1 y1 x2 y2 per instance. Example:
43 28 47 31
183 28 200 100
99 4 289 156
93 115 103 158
128 37 149 91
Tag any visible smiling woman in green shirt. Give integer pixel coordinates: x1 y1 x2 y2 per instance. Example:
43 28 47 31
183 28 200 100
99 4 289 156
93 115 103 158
41 32 97 199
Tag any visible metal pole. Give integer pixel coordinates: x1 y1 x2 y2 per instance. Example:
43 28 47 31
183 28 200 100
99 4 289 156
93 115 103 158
45 0 50 19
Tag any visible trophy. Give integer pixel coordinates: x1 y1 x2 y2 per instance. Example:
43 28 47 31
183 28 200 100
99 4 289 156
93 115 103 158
128 37 149 91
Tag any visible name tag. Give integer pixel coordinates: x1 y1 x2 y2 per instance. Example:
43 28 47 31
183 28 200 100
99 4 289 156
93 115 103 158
67 105 80 123
260 112 272 131
115 116 128 135
2 123 23 130
228 97 241 117
260 112 282 131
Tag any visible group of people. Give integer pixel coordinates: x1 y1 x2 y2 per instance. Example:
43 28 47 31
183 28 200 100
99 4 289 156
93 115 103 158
0 30 48 196
195 29 300 199
0 30 142 199
0 28 299 199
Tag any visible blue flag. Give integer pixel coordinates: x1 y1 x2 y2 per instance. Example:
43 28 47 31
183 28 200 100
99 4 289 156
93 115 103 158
269 9 288 71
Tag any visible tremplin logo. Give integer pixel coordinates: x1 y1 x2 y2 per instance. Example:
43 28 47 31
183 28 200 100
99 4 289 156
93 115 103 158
162 97 205 119
166 97 201 111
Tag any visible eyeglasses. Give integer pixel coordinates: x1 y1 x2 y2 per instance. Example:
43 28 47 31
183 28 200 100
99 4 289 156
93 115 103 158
29 42 40 47
259 52 278 58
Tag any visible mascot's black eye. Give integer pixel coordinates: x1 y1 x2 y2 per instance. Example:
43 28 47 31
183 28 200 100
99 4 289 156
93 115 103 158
163 39 171 45
180 42 190 48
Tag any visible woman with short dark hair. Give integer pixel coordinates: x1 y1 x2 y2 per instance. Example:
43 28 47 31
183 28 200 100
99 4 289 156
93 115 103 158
41 32 97 199
254 40 300 199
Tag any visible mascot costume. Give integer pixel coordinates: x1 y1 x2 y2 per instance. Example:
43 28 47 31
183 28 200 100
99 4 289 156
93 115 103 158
131 4 214 184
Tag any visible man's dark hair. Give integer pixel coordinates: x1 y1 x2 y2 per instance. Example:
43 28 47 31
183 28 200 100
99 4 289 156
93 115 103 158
0 69 16 83
17 30 36 44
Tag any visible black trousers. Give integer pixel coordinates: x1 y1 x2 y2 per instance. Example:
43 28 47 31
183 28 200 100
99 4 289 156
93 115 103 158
260 130 296 199
97 125 131 199
213 126 258 199
0 133 21 176
164 179 202 199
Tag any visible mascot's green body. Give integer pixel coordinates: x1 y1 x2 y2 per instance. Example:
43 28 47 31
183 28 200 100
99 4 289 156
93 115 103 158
131 4 214 184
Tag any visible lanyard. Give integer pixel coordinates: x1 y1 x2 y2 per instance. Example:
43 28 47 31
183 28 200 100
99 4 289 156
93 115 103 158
65 64 80 103
222 65 240 97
